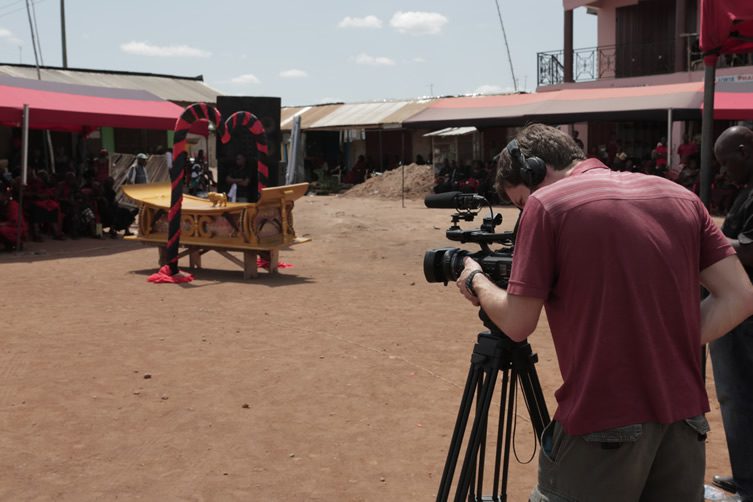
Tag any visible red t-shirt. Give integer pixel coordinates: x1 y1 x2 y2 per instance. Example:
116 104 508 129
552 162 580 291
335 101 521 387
507 159 734 435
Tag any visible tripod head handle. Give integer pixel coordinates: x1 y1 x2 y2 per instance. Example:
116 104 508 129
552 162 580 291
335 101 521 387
478 308 527 349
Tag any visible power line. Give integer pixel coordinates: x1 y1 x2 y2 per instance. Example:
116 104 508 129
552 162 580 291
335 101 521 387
493 0 518 92
30 0 43 65
0 0 26 15
0 0 44 19
24 0 41 77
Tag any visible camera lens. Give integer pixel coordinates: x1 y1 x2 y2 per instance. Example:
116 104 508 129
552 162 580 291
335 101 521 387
443 248 468 282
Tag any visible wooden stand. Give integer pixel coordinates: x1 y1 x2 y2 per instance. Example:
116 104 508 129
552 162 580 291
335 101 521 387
155 244 282 279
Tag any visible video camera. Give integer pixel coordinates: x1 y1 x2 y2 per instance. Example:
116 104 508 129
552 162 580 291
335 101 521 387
423 191 517 288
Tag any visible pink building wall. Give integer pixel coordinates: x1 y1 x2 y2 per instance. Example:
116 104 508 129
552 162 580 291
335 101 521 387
563 0 639 48
556 0 753 167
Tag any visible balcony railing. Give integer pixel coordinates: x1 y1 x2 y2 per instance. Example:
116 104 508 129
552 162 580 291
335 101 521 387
538 37 753 87
538 40 680 86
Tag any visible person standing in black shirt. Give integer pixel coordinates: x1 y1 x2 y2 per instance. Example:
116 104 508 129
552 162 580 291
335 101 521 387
711 125 753 502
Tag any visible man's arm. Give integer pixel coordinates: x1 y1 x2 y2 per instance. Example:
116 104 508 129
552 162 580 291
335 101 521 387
727 237 753 267
699 254 753 344
457 258 545 342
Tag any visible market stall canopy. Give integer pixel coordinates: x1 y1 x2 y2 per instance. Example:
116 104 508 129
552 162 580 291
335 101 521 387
404 82 753 128
308 100 434 130
280 100 435 132
0 75 185 132
280 103 342 132
700 0 753 61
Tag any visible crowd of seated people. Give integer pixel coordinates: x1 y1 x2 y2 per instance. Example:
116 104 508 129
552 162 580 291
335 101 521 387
588 134 738 215
0 150 137 251
432 158 499 203
426 133 743 214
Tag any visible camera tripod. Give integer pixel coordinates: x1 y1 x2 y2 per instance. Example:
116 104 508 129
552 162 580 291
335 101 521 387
437 311 550 502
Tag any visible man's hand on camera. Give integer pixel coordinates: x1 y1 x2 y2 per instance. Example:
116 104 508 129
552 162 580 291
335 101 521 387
457 257 483 306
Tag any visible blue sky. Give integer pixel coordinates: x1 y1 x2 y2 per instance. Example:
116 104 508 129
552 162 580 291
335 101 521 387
0 0 596 106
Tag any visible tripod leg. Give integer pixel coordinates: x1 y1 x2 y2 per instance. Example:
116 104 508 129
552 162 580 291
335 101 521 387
500 366 518 500
514 345 551 440
454 364 500 502
492 365 511 499
437 364 483 502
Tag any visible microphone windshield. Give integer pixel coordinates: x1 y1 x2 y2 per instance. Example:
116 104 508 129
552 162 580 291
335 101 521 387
424 191 462 209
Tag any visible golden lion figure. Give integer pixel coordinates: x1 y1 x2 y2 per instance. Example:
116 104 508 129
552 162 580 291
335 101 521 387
207 192 228 207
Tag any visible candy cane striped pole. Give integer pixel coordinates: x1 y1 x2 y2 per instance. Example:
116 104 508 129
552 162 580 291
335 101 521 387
165 103 223 276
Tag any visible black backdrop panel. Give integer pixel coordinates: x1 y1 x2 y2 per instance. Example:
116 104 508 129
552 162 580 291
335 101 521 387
216 96 282 195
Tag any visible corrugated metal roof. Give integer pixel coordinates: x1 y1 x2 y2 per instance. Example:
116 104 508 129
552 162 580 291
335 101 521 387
0 64 222 104
381 100 435 126
280 104 342 131
280 106 309 129
308 100 435 129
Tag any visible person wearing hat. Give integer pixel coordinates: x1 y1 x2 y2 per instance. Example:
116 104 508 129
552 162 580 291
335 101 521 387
125 153 149 184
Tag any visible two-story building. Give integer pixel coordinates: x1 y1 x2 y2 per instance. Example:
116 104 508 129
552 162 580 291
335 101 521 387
540 0 753 164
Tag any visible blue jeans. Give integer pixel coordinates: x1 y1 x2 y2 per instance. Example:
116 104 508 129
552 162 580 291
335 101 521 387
710 319 753 500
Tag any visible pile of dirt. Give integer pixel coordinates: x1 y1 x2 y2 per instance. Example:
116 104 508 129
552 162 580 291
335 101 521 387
343 164 435 199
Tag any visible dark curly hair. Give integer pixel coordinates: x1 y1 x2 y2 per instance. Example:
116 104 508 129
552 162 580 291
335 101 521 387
495 123 585 193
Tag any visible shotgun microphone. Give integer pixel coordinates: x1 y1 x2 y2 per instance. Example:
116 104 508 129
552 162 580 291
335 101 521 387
425 191 486 210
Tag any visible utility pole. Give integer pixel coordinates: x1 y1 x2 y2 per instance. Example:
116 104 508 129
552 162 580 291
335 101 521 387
60 0 68 67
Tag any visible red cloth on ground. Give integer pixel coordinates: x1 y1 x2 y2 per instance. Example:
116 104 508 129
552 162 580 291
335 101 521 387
257 257 293 269
147 265 194 283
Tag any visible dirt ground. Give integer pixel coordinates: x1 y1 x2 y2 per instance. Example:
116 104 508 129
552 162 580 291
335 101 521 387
0 194 731 501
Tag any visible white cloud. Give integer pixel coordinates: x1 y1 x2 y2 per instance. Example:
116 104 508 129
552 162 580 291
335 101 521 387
472 84 513 95
120 41 211 58
0 28 22 46
354 53 395 66
389 11 448 35
280 69 308 79
230 73 261 84
412 57 427 63
338 15 382 29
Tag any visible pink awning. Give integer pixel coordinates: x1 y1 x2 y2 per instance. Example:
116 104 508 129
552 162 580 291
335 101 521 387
0 75 184 132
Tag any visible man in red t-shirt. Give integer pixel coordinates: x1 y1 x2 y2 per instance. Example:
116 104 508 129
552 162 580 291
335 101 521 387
455 124 753 501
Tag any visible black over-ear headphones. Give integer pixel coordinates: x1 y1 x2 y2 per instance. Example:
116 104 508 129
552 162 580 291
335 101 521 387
506 139 547 189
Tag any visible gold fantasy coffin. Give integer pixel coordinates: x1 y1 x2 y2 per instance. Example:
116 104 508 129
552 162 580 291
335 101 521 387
121 183 310 251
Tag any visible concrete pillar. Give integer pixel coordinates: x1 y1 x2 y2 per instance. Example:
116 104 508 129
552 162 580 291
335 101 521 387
564 9 574 82
675 0 687 72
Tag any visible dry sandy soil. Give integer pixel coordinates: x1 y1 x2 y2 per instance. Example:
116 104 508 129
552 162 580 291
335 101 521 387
0 193 731 501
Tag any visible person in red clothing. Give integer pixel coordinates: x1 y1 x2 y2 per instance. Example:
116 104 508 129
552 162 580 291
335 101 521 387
455 123 753 501
653 139 668 174
678 134 700 164
26 169 64 241
342 155 367 185
0 181 27 250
